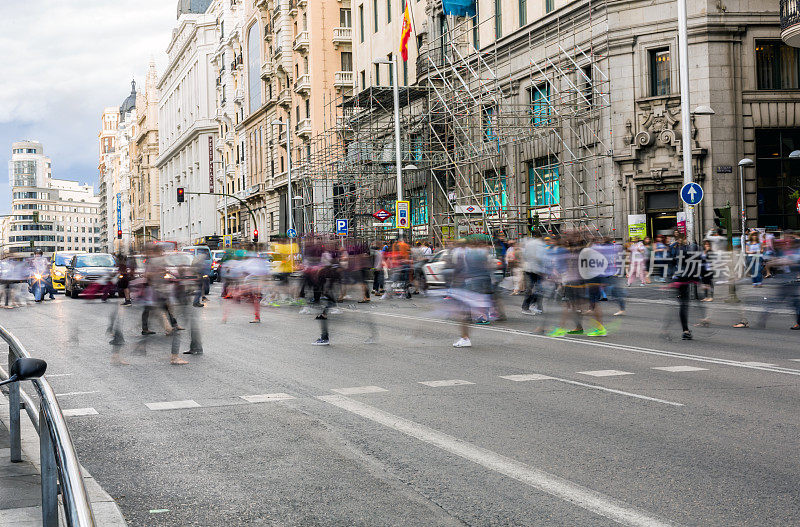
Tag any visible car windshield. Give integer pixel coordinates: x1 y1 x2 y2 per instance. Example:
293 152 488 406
75 254 115 267
163 252 193 266
54 253 80 266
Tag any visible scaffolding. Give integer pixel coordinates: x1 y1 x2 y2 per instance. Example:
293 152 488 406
301 0 615 244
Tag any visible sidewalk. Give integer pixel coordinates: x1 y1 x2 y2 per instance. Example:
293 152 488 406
0 419 41 526
0 390 128 526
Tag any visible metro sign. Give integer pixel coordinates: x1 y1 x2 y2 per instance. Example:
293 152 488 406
373 209 392 221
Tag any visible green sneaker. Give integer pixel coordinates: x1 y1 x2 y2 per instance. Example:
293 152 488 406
548 327 567 337
566 328 584 335
269 302 281 307
587 327 607 337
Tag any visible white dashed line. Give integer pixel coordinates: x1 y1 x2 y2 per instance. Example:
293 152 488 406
62 407 98 417
500 374 554 382
372 311 800 377
46 373 73 378
740 361 777 367
331 386 388 395
240 393 296 403
56 391 99 397
145 400 201 411
578 370 635 377
652 366 708 373
419 379 475 387
319 394 678 527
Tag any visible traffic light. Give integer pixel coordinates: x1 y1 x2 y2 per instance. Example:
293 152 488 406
713 205 733 250
252 229 259 243
177 187 185 203
527 213 540 234
117 229 122 239
32 211 39 223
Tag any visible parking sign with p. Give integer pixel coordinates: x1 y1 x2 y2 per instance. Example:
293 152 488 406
335 219 348 236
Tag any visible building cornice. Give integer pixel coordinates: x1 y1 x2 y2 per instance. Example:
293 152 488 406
156 122 217 168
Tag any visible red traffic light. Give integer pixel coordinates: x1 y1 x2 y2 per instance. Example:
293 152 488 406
117 229 122 239
177 187 185 203
253 229 259 243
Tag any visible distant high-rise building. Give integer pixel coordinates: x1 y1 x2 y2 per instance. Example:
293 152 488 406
6 140 101 256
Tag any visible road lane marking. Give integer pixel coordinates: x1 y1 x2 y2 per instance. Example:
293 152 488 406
500 374 554 382
740 361 776 367
578 370 634 377
498 373 682 405
318 394 679 527
56 391 99 397
652 366 708 373
46 373 73 378
62 407 98 417
371 311 800 377
419 379 475 387
331 386 388 395
240 393 296 403
145 400 201 411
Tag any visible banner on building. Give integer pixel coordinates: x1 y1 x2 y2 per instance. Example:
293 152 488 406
627 214 646 239
208 136 215 193
676 211 686 235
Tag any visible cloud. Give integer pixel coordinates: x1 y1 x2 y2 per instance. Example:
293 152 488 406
0 0 178 212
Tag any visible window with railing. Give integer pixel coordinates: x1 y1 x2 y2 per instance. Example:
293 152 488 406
484 169 507 216
528 83 551 125
529 157 559 207
756 40 800 90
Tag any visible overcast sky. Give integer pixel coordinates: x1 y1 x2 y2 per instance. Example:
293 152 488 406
0 0 178 213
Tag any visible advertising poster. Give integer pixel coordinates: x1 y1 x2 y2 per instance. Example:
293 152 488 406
627 214 646 239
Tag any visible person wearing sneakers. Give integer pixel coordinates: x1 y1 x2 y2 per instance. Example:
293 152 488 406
521 232 546 315
548 235 585 337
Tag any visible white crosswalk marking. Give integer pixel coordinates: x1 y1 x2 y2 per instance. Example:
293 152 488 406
62 407 98 417
331 386 388 395
652 366 708 373
145 400 201 411
419 379 475 387
500 374 554 382
577 370 634 377
240 393 295 403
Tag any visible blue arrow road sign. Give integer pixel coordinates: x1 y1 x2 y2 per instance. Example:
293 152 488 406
335 219 348 236
680 182 704 205
287 228 297 238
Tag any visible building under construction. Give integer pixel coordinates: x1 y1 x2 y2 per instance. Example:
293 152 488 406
298 0 616 244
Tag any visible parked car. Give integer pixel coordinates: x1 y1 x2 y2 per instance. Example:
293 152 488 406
65 253 117 298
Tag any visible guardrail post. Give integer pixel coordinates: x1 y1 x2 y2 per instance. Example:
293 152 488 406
8 346 21 463
39 405 58 527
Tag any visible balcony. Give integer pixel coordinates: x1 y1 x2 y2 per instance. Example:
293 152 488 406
293 73 311 94
288 0 298 16
332 27 352 48
261 59 274 78
295 118 312 138
333 71 354 89
225 132 235 145
234 88 244 104
266 89 278 106
225 164 236 177
278 88 291 107
215 138 225 151
782 0 800 47
293 30 309 52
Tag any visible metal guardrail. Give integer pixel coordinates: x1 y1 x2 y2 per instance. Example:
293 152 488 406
0 325 96 526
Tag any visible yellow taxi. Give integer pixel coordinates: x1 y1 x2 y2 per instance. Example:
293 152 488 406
50 251 86 291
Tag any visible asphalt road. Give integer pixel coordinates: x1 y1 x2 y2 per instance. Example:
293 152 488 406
3 282 800 526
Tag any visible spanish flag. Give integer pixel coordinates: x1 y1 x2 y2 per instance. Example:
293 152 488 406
399 2 412 62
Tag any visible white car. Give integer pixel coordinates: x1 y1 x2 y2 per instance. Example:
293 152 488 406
421 249 505 287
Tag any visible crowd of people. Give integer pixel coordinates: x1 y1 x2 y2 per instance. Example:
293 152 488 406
4 226 799 359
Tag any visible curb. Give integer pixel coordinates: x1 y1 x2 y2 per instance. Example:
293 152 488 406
0 390 128 526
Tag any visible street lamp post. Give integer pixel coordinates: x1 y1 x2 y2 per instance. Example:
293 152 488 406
374 56 404 239
271 119 294 234
738 158 754 254
677 0 695 243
